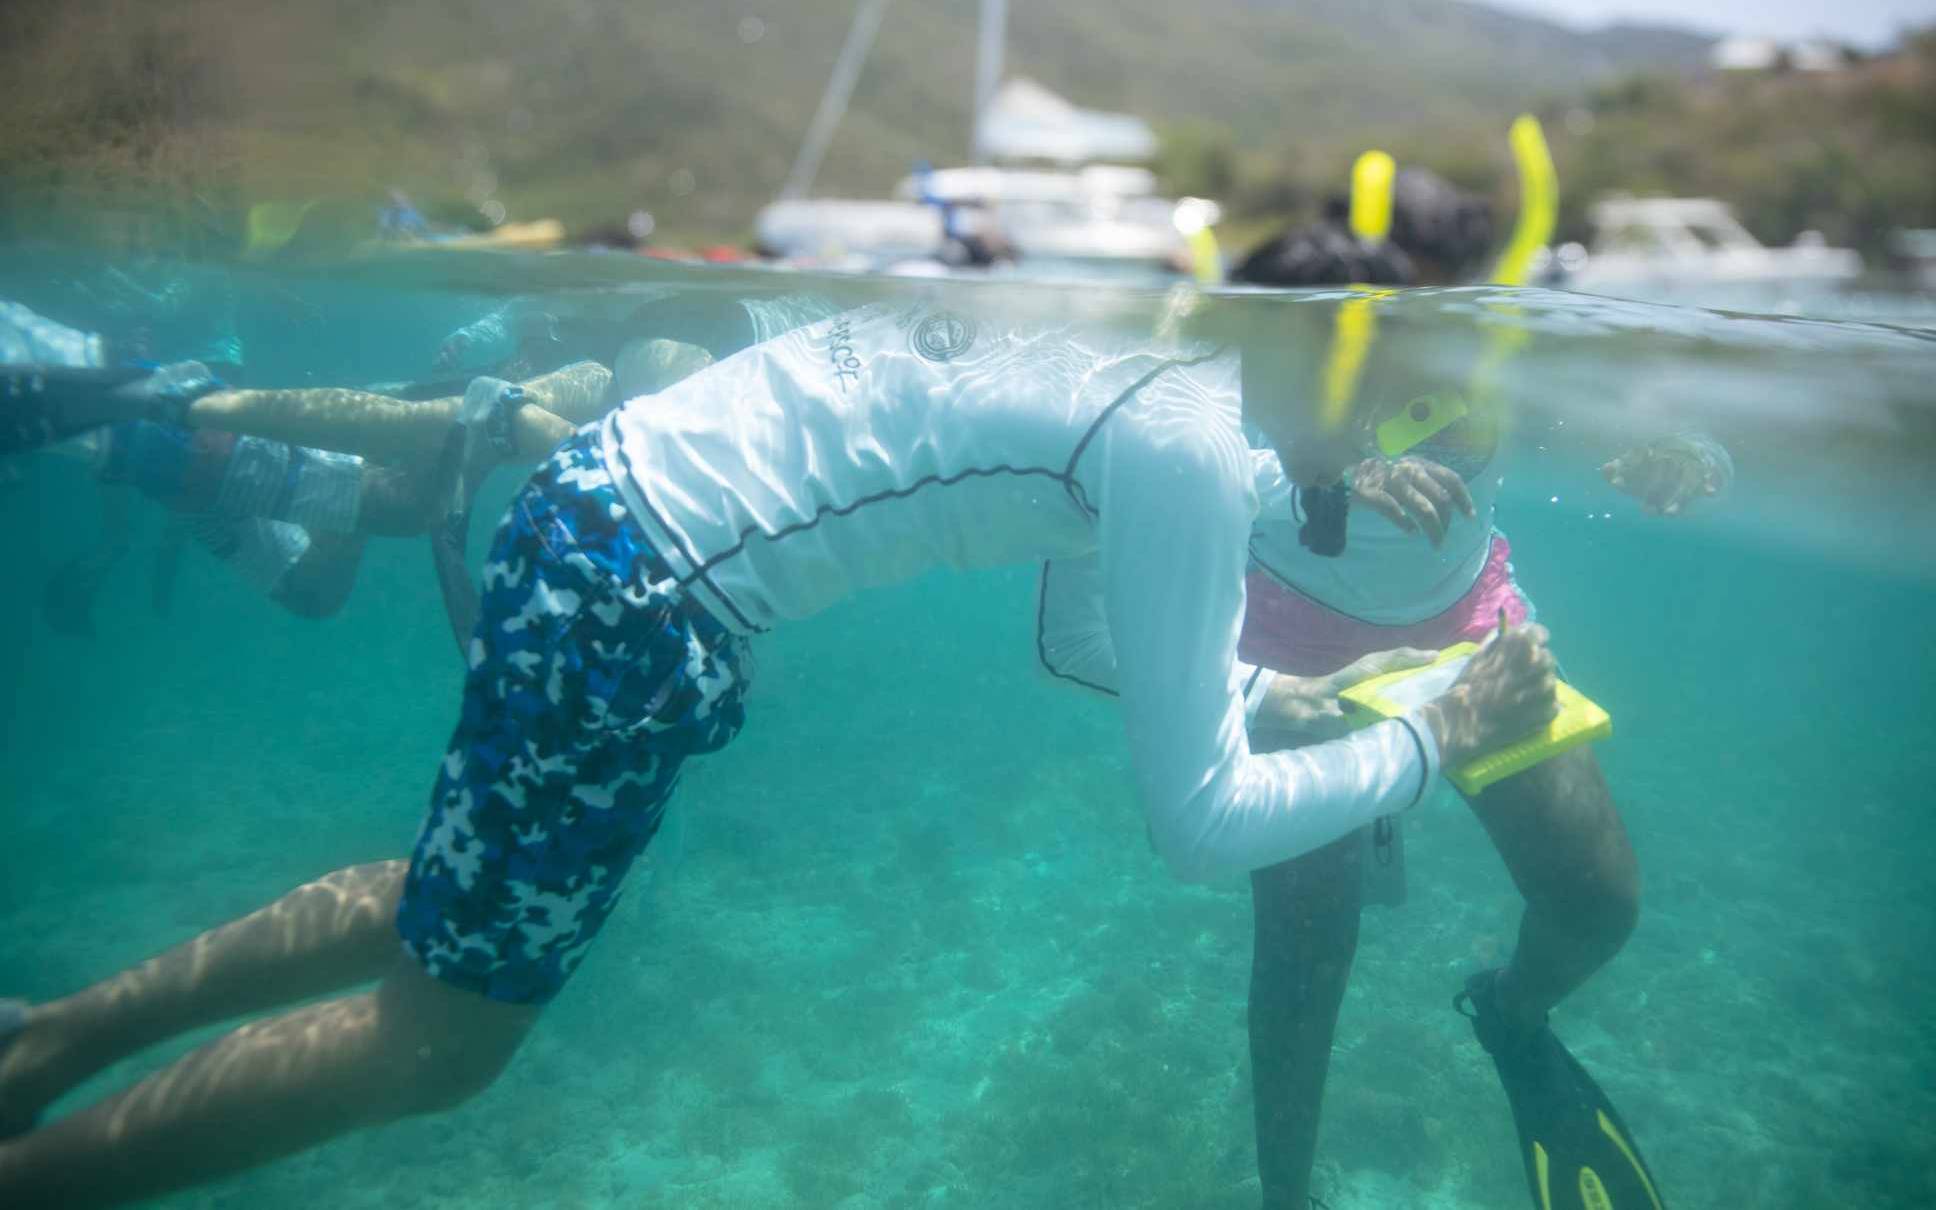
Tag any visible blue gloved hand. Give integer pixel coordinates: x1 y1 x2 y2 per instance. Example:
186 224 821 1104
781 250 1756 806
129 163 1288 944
0 360 220 456
125 360 222 426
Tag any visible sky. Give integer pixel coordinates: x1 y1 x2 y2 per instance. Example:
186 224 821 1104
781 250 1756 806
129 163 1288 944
1482 0 1935 47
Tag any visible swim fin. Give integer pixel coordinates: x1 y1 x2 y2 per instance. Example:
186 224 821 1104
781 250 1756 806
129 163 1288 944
1456 970 1665 1210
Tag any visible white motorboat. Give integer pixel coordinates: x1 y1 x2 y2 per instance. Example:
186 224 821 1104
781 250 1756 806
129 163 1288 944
752 199 944 266
1561 197 1862 291
1889 228 1936 289
890 161 1212 269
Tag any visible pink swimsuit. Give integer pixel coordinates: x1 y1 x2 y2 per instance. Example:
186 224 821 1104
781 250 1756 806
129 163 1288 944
1238 535 1531 677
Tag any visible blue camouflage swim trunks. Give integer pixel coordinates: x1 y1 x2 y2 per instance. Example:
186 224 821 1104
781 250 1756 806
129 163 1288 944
397 427 749 1003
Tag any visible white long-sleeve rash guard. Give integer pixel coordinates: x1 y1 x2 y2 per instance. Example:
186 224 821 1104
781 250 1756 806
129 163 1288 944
600 303 1438 881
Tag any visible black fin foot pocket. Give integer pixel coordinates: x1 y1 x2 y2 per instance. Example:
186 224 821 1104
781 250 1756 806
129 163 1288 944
1457 970 1666 1210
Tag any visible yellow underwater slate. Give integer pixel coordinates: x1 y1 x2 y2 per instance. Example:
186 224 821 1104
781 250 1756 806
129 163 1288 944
1337 642 1611 795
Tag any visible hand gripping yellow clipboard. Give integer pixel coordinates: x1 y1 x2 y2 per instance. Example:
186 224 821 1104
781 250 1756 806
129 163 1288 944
1337 642 1611 795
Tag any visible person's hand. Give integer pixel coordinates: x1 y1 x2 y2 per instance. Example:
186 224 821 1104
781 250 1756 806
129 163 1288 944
434 312 516 373
1419 624 1558 766
459 376 527 457
1600 439 1725 516
1251 647 1437 747
1350 456 1475 546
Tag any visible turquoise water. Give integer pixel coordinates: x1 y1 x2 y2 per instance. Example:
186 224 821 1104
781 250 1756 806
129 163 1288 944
2 252 1933 1208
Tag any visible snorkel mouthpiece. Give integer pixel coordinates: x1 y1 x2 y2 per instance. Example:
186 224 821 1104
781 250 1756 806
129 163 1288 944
1298 480 1350 558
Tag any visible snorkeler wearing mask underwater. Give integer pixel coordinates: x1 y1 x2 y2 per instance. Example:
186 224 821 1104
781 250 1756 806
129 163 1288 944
1164 143 1725 1210
0 299 629 629
0 300 1563 1208
1032 300 1691 1210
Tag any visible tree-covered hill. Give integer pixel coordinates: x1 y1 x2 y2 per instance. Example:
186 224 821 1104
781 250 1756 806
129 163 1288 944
0 0 1710 243
1547 33 1936 257
6 1 1926 261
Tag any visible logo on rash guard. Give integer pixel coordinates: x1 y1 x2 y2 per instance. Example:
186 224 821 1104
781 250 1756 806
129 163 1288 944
824 317 864 391
909 311 975 362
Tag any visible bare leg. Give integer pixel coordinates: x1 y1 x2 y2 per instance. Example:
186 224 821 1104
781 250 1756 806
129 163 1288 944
185 389 573 466
185 387 461 465
0 860 405 1131
357 451 464 538
1463 747 1639 1033
269 532 367 619
0 955 534 1210
41 486 135 638
1250 829 1364 1210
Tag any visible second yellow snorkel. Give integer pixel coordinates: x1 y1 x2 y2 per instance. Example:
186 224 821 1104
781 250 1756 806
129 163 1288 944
1350 116 1560 458
1305 120 1560 554
1489 114 1559 289
1463 113 1557 416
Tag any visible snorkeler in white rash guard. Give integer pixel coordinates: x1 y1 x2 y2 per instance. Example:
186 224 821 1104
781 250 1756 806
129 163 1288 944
0 301 1560 1208
592 305 1501 875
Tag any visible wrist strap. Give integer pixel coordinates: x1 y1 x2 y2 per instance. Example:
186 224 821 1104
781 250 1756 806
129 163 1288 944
1392 715 1431 809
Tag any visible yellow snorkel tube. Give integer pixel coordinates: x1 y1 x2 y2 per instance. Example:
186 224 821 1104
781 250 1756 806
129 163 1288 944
1364 118 1562 464
1299 151 1400 556
243 200 320 259
1465 114 1558 414
1187 226 1224 286
1347 150 1396 246
1319 150 1398 434
1320 120 1560 475
1489 114 1557 288
1171 197 1225 286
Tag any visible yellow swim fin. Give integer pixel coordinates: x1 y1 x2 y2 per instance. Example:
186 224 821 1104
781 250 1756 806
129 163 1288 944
1458 971 1667 1210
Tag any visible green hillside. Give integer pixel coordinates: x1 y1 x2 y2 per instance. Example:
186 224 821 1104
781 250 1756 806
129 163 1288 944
1549 35 1936 256
0 0 1710 245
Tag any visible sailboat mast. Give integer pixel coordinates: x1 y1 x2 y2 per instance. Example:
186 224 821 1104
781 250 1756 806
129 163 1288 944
973 0 1006 163
779 0 894 200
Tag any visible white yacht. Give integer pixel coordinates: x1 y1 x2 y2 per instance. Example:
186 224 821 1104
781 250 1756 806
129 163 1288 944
887 161 1212 272
752 1 1211 280
1889 228 1936 289
754 159 1207 276
1561 197 1861 291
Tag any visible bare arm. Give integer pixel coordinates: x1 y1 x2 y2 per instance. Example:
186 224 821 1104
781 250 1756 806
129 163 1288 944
518 360 615 426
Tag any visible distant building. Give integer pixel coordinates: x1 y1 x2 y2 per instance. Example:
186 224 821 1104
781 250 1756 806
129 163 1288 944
1712 37 1781 70
1711 35 1849 73
1789 40 1847 72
